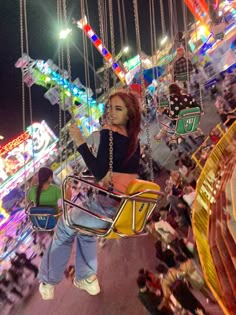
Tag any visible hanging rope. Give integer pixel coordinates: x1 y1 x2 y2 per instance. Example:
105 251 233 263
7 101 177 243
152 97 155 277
133 0 154 182
22 0 36 175
108 0 117 87
84 0 102 102
121 0 128 47
19 0 27 200
149 0 158 79
57 0 64 174
20 0 26 135
172 0 179 39
98 0 113 189
149 0 154 78
81 0 93 140
168 0 174 42
160 0 166 36
117 0 124 50
182 0 191 93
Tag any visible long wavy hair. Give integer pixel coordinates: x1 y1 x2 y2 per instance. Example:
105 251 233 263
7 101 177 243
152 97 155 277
108 91 142 161
36 167 53 206
169 83 185 103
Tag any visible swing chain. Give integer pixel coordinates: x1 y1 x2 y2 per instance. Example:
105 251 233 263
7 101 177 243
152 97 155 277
98 0 113 190
133 0 154 182
108 0 117 88
182 0 190 93
160 0 166 36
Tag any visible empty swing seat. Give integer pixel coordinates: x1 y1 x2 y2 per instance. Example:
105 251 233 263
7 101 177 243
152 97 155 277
62 176 164 239
211 23 226 41
175 72 188 82
27 205 62 231
158 95 169 108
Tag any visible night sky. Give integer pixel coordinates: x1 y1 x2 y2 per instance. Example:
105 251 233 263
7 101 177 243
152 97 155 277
0 0 186 144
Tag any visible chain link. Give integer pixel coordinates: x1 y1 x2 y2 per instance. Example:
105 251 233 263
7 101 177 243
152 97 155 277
19 0 27 201
160 0 166 36
57 0 64 175
98 0 113 190
108 0 116 88
133 0 154 182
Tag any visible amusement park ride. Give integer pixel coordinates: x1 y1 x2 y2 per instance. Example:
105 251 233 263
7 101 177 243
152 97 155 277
0 0 235 313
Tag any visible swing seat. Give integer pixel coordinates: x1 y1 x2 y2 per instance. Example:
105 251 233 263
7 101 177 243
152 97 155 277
175 73 188 82
27 205 62 231
62 176 164 239
157 107 201 138
158 95 169 108
211 23 226 41
214 32 225 41
175 107 201 136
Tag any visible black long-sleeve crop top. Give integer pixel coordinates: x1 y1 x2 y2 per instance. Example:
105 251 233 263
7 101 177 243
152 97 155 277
77 129 140 181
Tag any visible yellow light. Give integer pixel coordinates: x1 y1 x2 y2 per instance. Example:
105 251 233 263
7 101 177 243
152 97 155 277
199 25 207 35
123 46 129 53
160 36 168 46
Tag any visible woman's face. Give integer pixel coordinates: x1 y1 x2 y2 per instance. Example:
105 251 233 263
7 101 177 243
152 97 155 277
108 96 129 126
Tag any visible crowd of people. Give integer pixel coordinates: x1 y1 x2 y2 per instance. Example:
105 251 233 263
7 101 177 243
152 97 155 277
135 67 236 314
136 153 217 314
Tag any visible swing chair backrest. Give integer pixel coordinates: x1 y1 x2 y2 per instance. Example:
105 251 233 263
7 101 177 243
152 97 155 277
158 95 169 109
27 205 61 231
175 107 201 136
175 72 188 82
212 23 226 40
62 176 163 239
106 179 162 239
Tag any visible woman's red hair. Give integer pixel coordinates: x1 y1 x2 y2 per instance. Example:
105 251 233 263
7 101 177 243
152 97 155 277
109 91 142 161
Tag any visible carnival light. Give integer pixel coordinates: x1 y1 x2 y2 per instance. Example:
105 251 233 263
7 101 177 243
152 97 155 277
184 0 209 24
59 28 72 39
15 54 105 137
160 36 168 46
0 121 58 200
123 46 129 53
75 16 128 85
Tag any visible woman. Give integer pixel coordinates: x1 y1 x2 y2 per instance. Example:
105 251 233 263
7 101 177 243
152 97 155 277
28 167 61 212
154 83 199 140
168 83 199 119
38 91 142 300
157 263 206 315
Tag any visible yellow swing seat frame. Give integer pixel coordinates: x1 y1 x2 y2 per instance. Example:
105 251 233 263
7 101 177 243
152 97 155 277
62 175 164 239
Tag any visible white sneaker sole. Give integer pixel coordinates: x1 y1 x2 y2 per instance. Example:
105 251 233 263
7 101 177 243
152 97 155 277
39 283 54 300
73 278 101 296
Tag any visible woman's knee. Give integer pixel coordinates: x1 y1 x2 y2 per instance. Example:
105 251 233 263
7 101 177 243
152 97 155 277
53 218 76 244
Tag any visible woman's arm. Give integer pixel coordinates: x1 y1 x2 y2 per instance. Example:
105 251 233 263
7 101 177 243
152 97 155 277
77 129 110 181
69 123 111 180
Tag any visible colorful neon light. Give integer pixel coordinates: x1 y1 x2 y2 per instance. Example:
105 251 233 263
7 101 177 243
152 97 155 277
76 16 127 85
0 132 30 156
0 121 58 200
15 54 104 137
184 0 209 23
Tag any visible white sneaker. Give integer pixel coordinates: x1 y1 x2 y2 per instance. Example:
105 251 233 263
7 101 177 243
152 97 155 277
39 282 55 300
73 277 100 295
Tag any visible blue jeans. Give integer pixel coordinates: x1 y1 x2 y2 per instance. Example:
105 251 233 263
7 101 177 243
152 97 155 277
38 194 119 285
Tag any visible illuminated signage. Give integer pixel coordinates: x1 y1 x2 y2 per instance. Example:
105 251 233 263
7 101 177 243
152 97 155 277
0 132 30 156
0 121 58 199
